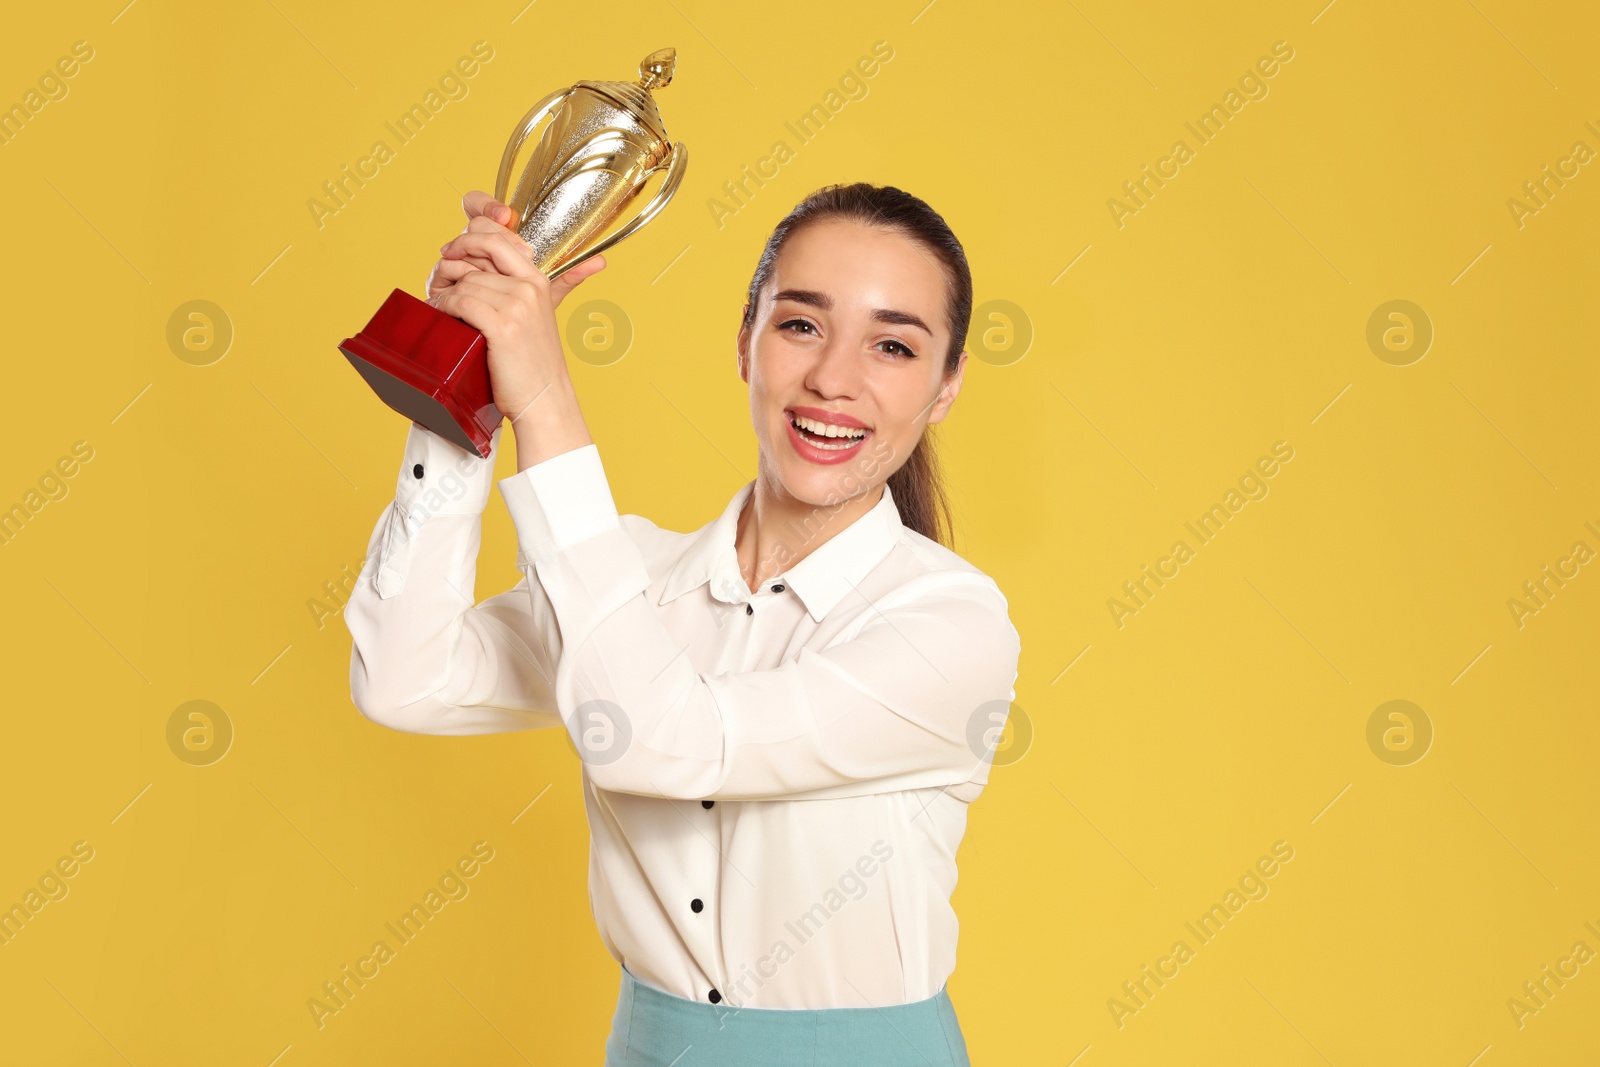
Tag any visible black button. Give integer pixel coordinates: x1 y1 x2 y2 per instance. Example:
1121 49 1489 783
412 463 425 479
690 898 703 913
701 800 714 809
708 988 722 1004
771 583 785 592
745 603 753 615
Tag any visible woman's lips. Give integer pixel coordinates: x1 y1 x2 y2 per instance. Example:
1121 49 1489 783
787 405 871 430
785 413 871 465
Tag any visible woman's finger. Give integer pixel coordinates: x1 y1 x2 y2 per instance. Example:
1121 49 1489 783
438 235 531 279
462 189 513 227
431 275 543 345
463 215 537 261
440 229 538 279
449 269 529 311
432 254 493 279
426 254 492 285
428 287 498 331
426 256 489 297
430 270 527 316
441 272 550 330
466 213 516 234
548 254 607 308
467 214 531 244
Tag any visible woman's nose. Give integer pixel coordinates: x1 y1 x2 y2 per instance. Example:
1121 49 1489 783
805 338 862 398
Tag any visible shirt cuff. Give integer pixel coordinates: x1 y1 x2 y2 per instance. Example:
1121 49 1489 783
394 421 504 518
496 443 624 570
375 421 502 600
497 443 653 660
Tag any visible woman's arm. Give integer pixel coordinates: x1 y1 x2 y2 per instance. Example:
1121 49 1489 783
423 196 1022 799
343 421 567 735
496 441 1023 802
344 189 608 736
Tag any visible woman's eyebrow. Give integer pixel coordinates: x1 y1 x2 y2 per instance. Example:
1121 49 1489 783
772 288 932 336
872 308 932 335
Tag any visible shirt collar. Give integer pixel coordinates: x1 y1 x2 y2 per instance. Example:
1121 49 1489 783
657 480 905 623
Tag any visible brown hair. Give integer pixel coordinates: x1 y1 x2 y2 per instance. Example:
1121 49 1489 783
739 182 972 548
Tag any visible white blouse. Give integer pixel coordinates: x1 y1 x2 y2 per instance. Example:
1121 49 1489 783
343 422 1022 1010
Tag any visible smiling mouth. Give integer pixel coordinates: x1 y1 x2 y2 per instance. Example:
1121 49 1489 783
788 412 871 450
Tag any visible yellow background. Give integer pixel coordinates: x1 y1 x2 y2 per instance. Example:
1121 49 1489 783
2 0 1596 1063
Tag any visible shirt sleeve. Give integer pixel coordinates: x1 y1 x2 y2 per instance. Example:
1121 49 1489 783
342 421 567 735
497 444 1023 801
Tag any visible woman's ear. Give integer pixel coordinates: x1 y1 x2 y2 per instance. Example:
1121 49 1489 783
927 349 968 425
736 318 751 383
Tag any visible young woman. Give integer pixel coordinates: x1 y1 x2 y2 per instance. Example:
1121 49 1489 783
343 182 1022 1066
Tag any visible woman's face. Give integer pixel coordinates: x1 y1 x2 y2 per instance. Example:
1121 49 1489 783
738 217 967 509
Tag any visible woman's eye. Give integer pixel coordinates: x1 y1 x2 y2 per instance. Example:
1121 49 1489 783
776 319 915 358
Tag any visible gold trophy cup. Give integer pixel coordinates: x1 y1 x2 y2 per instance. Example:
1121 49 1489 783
338 47 688 457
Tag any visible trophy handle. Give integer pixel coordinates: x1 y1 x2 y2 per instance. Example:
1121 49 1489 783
492 88 572 205
546 140 689 281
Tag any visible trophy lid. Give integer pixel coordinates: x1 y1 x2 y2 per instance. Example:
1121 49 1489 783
573 47 677 139
638 48 676 91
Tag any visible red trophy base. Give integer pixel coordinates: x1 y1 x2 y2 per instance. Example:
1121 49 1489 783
338 288 504 458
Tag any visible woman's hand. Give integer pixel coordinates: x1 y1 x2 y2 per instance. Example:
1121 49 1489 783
429 209 606 427
424 190 603 310
425 190 606 466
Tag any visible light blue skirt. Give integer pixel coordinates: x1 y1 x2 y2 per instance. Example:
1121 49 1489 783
603 965 972 1066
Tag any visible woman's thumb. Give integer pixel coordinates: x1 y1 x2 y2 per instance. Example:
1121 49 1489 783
573 254 606 280
552 254 607 302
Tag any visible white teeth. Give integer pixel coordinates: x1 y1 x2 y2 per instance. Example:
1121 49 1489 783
799 434 860 451
791 413 868 440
